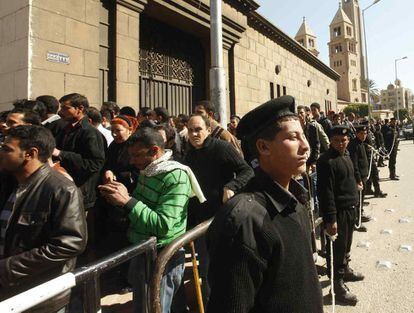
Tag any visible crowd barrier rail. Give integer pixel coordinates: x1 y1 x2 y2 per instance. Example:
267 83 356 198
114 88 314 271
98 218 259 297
0 237 157 313
149 218 213 313
0 214 323 313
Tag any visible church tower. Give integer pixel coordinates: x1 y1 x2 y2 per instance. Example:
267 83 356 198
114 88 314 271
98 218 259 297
341 0 366 81
329 2 362 103
295 17 319 57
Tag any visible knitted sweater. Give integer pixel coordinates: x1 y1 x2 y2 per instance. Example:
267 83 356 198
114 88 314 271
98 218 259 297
316 147 359 224
207 169 323 313
124 169 191 247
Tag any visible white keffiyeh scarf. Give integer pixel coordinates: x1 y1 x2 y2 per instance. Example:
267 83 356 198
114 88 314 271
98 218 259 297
140 150 206 203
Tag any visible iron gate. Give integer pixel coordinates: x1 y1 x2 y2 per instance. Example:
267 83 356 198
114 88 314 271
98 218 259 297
139 15 206 115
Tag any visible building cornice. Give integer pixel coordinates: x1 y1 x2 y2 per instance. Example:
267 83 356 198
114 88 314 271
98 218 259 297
248 12 341 81
225 0 260 14
117 0 147 12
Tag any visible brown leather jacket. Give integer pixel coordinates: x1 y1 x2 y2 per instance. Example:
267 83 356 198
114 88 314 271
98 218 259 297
0 164 87 312
209 119 243 155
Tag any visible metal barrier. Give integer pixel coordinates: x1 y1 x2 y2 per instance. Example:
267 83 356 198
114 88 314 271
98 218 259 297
0 213 322 313
0 237 157 313
149 219 213 313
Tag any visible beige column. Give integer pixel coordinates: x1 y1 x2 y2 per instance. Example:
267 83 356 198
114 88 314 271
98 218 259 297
29 0 101 106
0 0 30 110
115 0 147 110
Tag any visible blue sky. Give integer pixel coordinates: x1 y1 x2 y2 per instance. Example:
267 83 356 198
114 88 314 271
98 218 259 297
257 0 414 92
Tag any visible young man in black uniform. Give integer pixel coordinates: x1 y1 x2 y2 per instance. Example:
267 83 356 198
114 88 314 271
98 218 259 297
348 125 371 231
317 125 364 306
364 121 387 198
207 96 323 313
384 118 399 180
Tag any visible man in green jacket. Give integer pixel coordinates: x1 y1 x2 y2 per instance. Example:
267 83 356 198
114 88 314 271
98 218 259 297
99 126 204 313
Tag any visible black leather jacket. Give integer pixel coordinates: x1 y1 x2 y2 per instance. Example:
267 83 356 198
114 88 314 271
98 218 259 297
0 164 87 312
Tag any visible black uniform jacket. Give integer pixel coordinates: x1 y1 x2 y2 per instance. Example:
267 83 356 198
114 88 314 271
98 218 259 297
316 148 359 224
348 137 369 182
55 116 106 209
304 122 320 166
207 168 323 313
383 125 397 152
0 164 87 312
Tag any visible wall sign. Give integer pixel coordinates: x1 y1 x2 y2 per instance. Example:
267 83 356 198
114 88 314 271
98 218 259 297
46 51 70 65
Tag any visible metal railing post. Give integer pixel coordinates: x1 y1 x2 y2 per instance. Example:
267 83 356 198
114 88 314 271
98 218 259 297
150 219 213 313
83 274 101 313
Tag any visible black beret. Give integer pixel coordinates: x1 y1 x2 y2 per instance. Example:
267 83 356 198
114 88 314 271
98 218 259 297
330 125 351 137
237 96 296 141
354 125 368 132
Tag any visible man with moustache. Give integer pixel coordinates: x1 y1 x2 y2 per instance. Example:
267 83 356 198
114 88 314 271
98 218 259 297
207 96 323 313
184 113 253 304
0 125 86 312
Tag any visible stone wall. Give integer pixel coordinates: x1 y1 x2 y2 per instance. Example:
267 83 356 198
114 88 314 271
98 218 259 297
233 26 338 116
29 0 101 106
0 0 30 110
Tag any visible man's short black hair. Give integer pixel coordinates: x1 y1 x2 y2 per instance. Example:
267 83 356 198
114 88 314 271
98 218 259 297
127 126 165 150
154 123 176 143
196 100 216 114
101 101 120 116
86 107 103 125
154 107 170 122
13 99 46 118
177 114 189 124
310 103 321 110
9 108 42 126
100 109 112 121
36 95 59 114
0 110 10 122
6 125 55 162
59 93 89 109
120 106 136 117
297 105 306 111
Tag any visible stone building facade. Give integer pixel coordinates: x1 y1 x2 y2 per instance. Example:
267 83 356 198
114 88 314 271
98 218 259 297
0 0 339 118
379 83 413 112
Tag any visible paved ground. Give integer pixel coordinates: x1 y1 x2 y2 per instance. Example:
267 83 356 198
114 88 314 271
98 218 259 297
100 140 414 313
321 139 414 313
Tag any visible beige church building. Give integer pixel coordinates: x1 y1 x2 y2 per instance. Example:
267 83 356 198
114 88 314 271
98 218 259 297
328 0 368 110
0 0 340 118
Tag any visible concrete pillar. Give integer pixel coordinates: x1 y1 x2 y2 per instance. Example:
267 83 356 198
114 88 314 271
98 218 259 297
115 0 147 110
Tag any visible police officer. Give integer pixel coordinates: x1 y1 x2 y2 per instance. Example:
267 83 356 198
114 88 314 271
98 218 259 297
207 96 323 313
365 121 387 198
384 118 399 180
317 126 364 306
348 125 371 231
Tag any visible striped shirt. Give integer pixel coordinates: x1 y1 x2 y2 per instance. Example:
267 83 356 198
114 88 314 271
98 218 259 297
126 169 191 247
0 192 16 257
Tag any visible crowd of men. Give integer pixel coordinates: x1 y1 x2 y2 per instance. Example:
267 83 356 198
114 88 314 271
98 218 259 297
0 93 401 313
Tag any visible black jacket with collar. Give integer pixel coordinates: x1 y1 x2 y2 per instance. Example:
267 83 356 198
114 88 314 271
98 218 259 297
303 121 320 166
184 136 254 223
55 116 106 209
348 137 369 182
207 168 323 313
316 147 359 224
0 164 87 312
